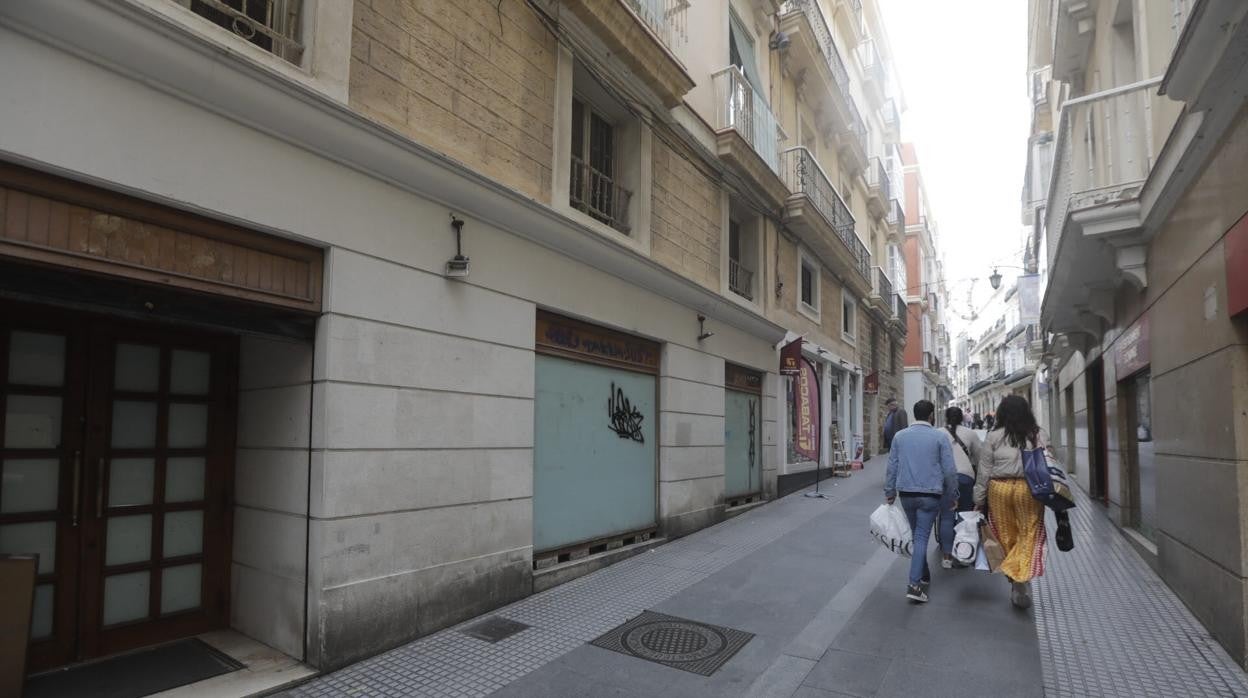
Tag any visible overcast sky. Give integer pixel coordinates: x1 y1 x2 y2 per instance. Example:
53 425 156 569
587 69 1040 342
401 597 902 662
878 0 1031 338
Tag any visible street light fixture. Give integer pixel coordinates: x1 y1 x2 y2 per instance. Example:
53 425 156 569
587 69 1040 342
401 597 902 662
989 268 1003 290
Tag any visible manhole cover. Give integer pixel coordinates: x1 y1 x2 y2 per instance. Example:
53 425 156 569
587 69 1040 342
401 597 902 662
460 616 530 643
590 611 753 676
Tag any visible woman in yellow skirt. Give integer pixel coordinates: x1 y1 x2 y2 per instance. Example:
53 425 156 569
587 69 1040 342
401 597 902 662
974 395 1047 609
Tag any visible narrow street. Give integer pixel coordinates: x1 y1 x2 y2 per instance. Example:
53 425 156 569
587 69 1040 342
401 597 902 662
289 458 1248 697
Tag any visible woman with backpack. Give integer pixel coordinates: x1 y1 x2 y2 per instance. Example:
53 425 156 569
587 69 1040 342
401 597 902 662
974 395 1052 609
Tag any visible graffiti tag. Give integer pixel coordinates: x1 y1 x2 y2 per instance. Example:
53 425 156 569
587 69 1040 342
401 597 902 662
607 382 645 443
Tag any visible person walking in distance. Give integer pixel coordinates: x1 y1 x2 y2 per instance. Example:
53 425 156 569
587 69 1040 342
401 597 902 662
881 397 908 452
975 395 1048 609
885 400 958 603
937 406 983 568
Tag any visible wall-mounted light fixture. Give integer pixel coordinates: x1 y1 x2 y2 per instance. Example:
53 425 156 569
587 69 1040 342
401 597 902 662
697 315 714 342
445 214 470 279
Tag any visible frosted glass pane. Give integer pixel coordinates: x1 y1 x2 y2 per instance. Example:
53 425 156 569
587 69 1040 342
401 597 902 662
105 514 151 566
163 510 203 558
111 401 156 449
8 331 65 387
4 395 62 449
1 458 59 513
31 584 54 639
109 458 154 507
114 343 159 392
160 563 202 614
103 571 149 626
165 457 205 503
0 521 56 574
167 403 207 449
170 350 210 395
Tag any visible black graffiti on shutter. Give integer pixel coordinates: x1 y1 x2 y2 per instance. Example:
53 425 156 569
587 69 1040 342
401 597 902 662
607 382 645 443
748 399 756 471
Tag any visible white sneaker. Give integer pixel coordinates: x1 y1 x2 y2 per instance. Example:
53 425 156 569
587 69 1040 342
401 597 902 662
941 558 954 570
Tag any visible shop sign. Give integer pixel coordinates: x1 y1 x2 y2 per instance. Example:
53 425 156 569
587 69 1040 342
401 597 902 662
1227 212 1248 317
794 358 820 461
725 363 764 394
1115 313 1150 378
864 371 879 395
780 338 803 375
536 311 660 374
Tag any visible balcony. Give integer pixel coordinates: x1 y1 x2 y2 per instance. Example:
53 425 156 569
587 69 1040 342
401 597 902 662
729 257 755 301
564 0 694 108
780 147 872 296
881 98 900 140
856 38 888 105
1051 0 1098 83
570 155 632 234
865 157 891 218
891 293 907 333
1043 77 1177 333
885 199 905 242
868 266 893 316
713 66 788 207
778 0 862 163
835 97 869 174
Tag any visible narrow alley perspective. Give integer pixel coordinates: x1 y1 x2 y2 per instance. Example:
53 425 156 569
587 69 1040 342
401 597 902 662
1 0 1247 697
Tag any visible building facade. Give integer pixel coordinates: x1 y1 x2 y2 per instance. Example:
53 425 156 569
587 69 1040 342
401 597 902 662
1028 0 1248 667
0 0 911 679
899 144 951 412
953 274 1043 420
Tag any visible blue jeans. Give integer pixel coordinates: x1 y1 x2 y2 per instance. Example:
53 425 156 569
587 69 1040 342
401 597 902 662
901 494 941 587
938 475 977 552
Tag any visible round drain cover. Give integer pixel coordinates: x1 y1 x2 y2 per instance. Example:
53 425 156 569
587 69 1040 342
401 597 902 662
622 621 726 663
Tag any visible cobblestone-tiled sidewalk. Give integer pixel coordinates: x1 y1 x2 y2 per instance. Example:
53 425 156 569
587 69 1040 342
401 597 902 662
1034 485 1248 697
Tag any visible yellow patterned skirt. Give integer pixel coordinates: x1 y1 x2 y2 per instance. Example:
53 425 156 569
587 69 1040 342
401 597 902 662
987 478 1047 582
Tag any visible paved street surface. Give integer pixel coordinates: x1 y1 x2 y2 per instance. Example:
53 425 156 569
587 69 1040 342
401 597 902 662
289 456 1248 697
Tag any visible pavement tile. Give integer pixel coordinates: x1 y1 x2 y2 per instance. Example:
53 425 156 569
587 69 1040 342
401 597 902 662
801 649 891 696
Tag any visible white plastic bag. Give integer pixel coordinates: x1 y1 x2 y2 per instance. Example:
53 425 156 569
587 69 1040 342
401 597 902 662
869 502 912 557
952 511 983 565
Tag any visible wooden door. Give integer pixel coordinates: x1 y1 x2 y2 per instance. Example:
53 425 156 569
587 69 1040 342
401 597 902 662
0 302 236 672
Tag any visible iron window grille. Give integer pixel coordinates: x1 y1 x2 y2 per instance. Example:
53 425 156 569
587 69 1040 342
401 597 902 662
570 98 632 234
185 0 304 64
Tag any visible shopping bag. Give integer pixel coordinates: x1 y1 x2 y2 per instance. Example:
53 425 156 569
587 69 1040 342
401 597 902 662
980 519 1006 572
869 502 912 557
952 511 982 565
1023 448 1076 512
974 544 990 571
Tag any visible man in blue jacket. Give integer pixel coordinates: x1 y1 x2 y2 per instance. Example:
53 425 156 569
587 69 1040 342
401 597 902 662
884 399 958 603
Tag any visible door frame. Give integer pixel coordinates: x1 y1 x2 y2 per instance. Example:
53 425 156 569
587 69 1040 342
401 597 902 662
1087 359 1109 504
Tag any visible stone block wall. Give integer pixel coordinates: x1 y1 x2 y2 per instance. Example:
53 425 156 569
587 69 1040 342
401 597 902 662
650 138 723 291
349 0 556 201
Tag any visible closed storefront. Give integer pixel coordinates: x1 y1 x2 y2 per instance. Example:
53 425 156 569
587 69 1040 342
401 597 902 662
533 312 660 564
724 364 762 504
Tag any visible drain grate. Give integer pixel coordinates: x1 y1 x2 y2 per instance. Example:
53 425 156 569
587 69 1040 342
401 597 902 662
459 616 530 643
590 611 753 676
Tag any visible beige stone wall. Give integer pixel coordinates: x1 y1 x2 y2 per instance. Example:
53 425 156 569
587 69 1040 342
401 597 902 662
349 0 556 201
650 138 722 290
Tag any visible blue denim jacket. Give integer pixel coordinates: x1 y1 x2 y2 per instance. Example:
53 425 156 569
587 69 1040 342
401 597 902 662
884 422 958 499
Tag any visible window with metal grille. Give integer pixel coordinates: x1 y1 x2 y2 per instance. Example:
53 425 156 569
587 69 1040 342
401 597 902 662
842 292 856 340
800 258 817 309
570 97 630 233
186 0 304 64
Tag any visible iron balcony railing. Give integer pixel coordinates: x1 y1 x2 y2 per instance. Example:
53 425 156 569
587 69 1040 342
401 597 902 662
624 0 688 55
713 66 782 174
866 157 891 203
729 257 754 301
186 0 304 64
857 38 886 92
844 97 868 156
1044 77 1165 268
780 147 870 281
871 266 893 301
779 0 851 101
894 293 906 321
886 199 905 238
570 155 632 233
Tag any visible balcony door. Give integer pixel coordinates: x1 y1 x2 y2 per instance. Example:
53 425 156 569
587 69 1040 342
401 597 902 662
1 302 235 672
